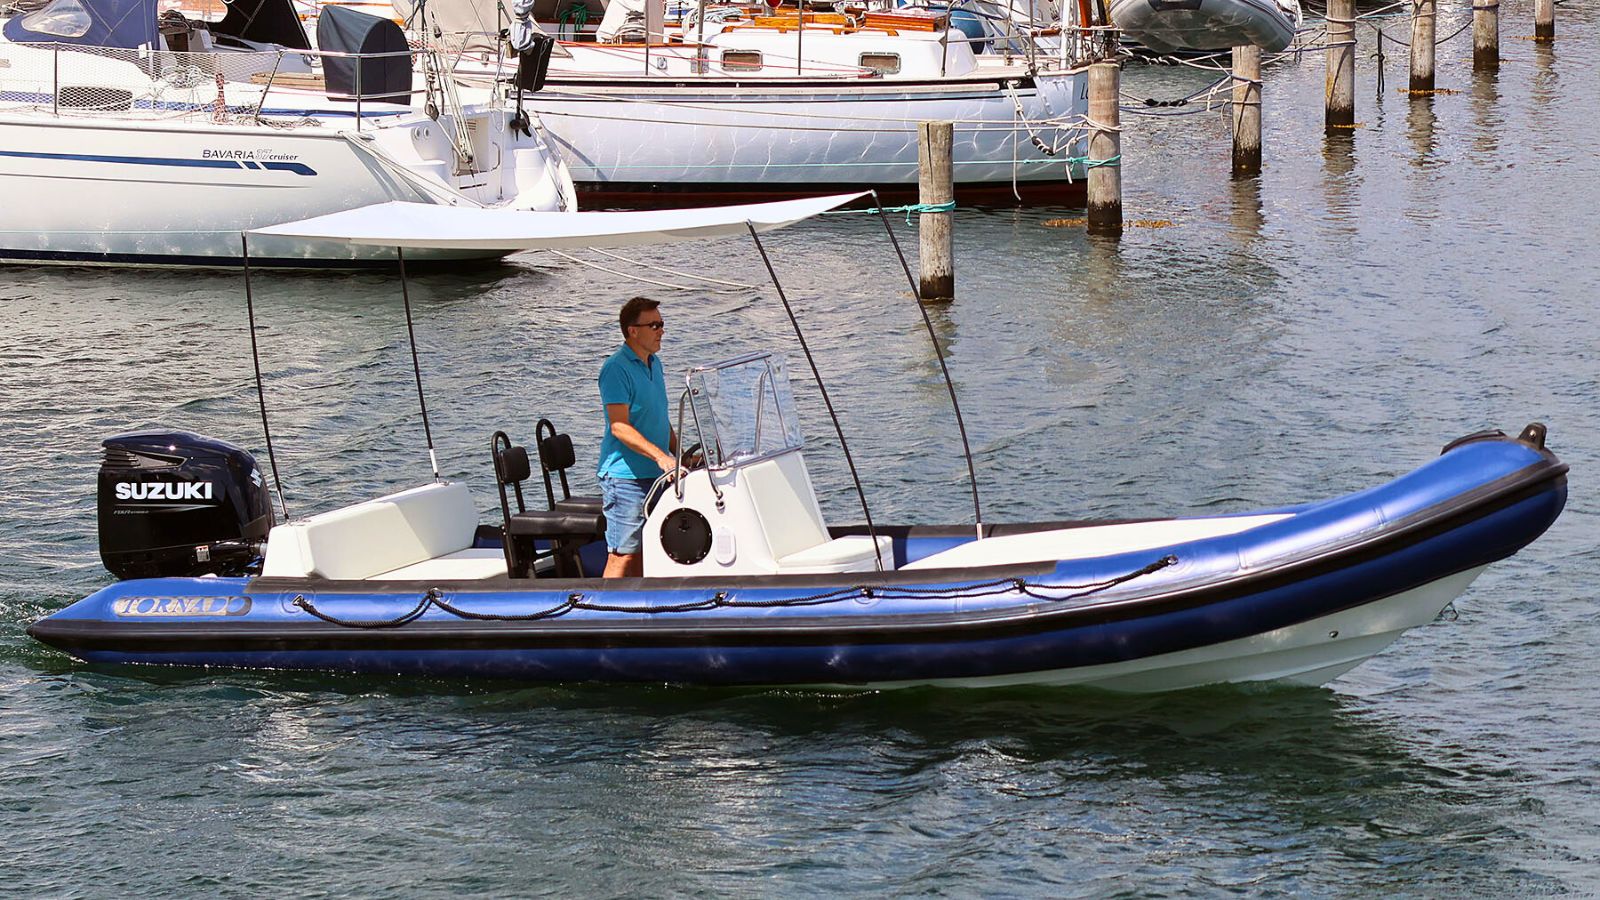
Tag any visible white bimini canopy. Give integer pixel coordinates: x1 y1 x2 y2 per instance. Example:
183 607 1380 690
248 194 870 251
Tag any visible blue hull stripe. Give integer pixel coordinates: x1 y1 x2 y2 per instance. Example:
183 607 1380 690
0 148 317 176
0 247 479 269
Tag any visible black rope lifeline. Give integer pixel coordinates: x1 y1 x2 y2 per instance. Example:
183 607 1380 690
241 233 290 522
292 588 439 629
288 556 1179 627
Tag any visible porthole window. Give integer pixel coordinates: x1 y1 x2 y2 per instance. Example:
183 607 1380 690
858 52 901 74
721 50 763 71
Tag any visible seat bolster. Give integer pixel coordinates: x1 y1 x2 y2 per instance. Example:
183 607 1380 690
553 495 603 516
508 509 606 536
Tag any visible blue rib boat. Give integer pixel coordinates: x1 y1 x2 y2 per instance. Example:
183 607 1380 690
28 407 1565 691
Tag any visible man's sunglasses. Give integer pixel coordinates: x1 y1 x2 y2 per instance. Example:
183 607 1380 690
631 320 665 331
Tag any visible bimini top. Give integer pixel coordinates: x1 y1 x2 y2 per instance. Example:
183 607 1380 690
3 0 309 50
246 194 871 251
4 0 159 48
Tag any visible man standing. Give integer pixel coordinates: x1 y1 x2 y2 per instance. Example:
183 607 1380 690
597 297 678 578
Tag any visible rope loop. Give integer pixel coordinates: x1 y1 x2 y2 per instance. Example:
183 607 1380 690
292 588 438 629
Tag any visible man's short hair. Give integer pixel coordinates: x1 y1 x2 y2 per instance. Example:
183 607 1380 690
619 296 660 337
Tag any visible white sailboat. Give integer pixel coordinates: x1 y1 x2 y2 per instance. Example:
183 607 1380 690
405 0 1095 203
0 0 576 266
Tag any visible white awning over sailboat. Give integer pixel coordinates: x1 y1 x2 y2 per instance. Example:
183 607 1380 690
248 194 870 251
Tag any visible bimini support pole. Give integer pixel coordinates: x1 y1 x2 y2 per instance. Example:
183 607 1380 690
746 222 884 572
240 233 290 521
869 192 984 540
396 246 441 481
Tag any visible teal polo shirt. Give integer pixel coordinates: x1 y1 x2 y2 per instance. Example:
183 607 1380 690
597 344 670 479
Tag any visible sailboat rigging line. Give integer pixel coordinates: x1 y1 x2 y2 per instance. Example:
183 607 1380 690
744 222 884 573
869 192 984 540
547 250 750 293
240 234 290 522
582 247 758 288
396 247 441 481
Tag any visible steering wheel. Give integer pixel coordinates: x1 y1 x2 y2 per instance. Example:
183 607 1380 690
679 443 705 471
645 443 703 513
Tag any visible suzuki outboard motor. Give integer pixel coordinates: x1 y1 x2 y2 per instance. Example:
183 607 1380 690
97 431 275 579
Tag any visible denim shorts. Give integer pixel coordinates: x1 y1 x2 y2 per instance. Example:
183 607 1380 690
600 476 656 555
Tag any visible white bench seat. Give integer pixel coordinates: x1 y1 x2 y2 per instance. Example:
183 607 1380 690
262 481 486 581
373 547 507 581
775 535 894 574
899 514 1293 570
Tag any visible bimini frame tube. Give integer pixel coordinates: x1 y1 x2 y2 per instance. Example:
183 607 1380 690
869 192 984 539
396 246 441 481
240 233 291 521
746 222 883 571
237 236 442 502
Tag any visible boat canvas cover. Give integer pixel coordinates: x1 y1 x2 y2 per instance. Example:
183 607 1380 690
3 0 157 49
215 0 310 50
317 6 410 105
3 0 308 49
247 193 871 250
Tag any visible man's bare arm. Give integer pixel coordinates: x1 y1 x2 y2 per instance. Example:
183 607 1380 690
607 403 675 471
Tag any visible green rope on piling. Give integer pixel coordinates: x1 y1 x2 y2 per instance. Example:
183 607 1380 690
1081 154 1122 169
824 200 956 225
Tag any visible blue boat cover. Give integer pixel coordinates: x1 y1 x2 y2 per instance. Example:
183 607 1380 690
3 0 158 50
2 0 308 51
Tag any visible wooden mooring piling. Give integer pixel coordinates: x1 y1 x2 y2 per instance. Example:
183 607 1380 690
916 120 955 301
1535 0 1554 41
1474 0 1500 71
1410 0 1437 91
1087 61 1123 233
1232 45 1262 178
1325 0 1357 131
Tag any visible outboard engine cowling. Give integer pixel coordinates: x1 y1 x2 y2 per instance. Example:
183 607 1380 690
97 431 274 579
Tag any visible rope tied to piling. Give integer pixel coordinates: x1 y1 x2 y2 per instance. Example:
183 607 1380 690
822 200 955 225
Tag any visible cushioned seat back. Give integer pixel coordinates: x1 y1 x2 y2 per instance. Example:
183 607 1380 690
262 482 478 580
495 444 532 485
539 432 577 473
743 454 829 562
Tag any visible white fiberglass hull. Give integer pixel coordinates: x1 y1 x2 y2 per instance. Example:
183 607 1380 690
0 111 582 266
0 43 576 267
0 115 461 266
845 567 1486 692
526 69 1088 202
